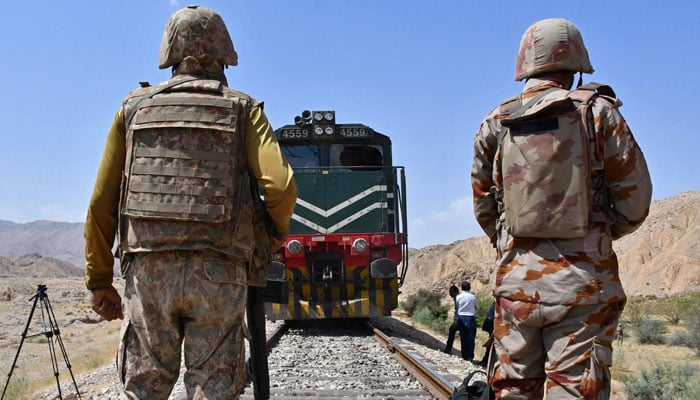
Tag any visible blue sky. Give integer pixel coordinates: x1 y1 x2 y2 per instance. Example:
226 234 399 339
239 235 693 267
0 1 698 249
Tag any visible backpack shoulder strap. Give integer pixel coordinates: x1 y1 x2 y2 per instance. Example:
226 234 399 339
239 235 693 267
507 87 562 120
568 82 616 104
496 87 562 143
568 82 619 159
498 94 522 116
496 95 522 144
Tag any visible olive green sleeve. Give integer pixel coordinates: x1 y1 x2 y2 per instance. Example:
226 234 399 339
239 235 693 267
246 106 297 236
84 109 126 289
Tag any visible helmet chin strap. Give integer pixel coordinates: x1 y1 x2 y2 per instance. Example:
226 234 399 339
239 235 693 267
577 72 583 88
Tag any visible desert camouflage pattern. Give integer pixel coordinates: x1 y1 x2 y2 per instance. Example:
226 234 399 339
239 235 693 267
514 18 593 81
472 77 651 399
472 78 651 305
497 87 592 238
159 5 238 70
488 299 620 399
120 77 259 263
117 250 246 399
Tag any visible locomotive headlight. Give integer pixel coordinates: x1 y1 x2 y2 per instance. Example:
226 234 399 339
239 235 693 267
286 239 303 255
314 126 324 135
352 238 369 253
324 126 334 135
313 112 324 121
324 112 334 121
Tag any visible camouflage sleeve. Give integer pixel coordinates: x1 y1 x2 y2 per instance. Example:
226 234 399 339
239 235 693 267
597 100 652 239
85 109 126 289
471 108 501 243
246 106 298 236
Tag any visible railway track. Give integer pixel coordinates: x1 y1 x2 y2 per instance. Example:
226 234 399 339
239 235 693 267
369 321 454 399
240 317 478 399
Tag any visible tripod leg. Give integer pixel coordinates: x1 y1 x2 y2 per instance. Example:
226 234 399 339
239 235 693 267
1 295 40 400
37 296 63 399
43 295 81 399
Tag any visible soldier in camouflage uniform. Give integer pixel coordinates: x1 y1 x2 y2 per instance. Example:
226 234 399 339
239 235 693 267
471 18 651 399
84 6 297 399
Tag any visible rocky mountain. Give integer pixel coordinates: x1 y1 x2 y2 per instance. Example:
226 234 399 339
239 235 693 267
0 253 83 278
0 220 84 266
401 191 700 298
1 191 698 299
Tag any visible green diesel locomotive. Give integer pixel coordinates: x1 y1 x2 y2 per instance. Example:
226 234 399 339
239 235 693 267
265 110 408 320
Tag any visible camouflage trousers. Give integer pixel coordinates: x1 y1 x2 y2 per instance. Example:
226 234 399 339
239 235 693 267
117 250 247 400
487 298 621 399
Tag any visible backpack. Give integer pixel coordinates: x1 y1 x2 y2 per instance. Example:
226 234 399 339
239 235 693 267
496 83 615 239
449 370 494 400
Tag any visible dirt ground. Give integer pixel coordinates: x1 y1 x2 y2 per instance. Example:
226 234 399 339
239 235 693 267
1 277 698 399
0 277 123 398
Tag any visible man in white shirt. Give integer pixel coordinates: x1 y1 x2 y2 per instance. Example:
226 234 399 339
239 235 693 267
455 281 477 361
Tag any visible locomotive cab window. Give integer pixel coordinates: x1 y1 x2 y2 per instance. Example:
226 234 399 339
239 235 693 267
282 145 320 169
331 144 384 170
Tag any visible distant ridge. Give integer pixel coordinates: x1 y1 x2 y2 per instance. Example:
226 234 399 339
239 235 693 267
402 191 700 298
0 220 84 267
0 253 83 278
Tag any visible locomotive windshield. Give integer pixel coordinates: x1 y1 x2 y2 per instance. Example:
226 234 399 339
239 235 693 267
331 144 384 169
281 145 319 168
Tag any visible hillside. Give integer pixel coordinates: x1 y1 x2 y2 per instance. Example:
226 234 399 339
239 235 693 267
0 253 83 278
0 220 84 266
401 191 700 298
0 192 699 299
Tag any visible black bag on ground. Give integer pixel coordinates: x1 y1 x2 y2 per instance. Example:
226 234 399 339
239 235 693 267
449 370 494 400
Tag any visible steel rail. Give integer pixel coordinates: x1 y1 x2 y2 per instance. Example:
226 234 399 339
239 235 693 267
368 321 456 400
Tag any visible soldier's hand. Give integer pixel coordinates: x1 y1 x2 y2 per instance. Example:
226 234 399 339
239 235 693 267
90 286 124 321
271 232 288 252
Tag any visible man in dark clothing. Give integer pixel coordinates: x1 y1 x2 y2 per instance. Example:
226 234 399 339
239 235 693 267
444 285 460 354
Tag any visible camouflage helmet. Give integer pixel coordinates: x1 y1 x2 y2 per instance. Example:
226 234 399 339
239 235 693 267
514 18 593 81
158 5 238 70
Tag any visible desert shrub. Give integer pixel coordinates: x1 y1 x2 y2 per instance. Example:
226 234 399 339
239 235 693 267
686 303 700 355
624 363 698 400
622 297 645 327
652 292 700 325
400 289 451 333
400 289 445 317
685 377 700 400
475 294 495 326
413 306 452 333
667 331 693 348
635 317 667 345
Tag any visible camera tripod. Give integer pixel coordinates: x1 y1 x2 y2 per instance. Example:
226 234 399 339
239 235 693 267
1 284 81 400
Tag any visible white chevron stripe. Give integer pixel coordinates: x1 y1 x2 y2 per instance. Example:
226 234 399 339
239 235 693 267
292 202 387 233
291 214 327 233
327 202 387 232
295 185 387 217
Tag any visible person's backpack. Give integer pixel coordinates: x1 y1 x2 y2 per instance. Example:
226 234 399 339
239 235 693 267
449 370 494 400
496 83 616 239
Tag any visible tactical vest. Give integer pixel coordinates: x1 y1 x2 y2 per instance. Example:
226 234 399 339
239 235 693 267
119 77 258 258
496 83 615 238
